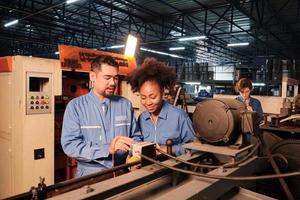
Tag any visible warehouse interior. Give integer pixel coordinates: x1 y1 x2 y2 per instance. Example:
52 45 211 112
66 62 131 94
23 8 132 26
0 0 300 199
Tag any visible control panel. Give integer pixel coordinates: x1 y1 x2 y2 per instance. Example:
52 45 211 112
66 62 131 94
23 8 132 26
26 72 52 114
27 94 51 114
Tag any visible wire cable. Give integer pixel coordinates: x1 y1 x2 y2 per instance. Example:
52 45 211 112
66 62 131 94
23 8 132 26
140 154 300 181
156 139 261 169
156 148 222 169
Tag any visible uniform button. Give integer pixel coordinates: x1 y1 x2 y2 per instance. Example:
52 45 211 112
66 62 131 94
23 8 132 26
30 106 34 109
36 101 39 104
30 101 34 104
35 106 39 109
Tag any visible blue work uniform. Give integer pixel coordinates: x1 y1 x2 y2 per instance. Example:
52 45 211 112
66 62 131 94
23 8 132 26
61 90 142 177
138 101 196 156
236 95 264 122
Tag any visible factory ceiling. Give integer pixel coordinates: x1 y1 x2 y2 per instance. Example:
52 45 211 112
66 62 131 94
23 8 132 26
0 0 300 64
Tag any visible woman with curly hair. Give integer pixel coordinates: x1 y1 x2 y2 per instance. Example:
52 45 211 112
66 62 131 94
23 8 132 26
127 58 195 156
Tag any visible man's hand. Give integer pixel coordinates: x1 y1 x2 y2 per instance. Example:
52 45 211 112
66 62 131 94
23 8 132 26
109 136 133 154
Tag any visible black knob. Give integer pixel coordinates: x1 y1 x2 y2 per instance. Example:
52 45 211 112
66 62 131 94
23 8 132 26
166 139 174 155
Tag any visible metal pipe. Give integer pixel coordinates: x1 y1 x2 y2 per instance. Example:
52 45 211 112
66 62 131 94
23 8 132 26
8 160 140 200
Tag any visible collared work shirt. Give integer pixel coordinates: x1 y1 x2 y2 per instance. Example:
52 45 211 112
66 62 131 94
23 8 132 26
61 90 142 177
236 95 264 122
138 101 195 156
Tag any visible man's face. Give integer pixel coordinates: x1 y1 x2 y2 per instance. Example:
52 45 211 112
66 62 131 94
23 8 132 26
90 63 119 99
239 87 251 101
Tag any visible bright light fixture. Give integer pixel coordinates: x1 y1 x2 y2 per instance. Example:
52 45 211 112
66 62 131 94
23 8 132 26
252 83 265 86
178 36 206 41
183 82 201 85
4 19 19 27
169 47 185 51
124 34 138 57
227 42 249 47
140 47 184 58
109 45 125 49
66 0 81 4
55 51 59 55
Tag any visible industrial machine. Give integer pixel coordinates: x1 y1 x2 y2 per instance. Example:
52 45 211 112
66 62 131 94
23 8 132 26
6 98 300 200
0 56 62 198
192 98 258 146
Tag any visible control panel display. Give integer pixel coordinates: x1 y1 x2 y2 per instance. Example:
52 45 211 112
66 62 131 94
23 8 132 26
26 72 52 114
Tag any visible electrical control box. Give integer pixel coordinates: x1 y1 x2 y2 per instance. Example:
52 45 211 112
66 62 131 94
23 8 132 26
0 56 61 198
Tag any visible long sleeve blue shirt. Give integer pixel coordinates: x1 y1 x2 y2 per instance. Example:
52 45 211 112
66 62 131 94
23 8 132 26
236 95 264 122
61 90 142 177
138 101 196 156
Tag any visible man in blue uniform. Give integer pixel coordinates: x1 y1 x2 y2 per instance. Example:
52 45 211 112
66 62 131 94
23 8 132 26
61 55 142 177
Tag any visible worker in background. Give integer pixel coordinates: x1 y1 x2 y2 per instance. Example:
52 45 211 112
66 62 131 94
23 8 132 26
61 55 142 177
235 78 264 122
127 58 196 156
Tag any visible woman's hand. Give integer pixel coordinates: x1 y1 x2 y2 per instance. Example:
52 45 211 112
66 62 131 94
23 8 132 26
246 105 253 111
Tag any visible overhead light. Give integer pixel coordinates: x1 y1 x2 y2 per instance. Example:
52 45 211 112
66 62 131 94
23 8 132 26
252 83 265 86
109 45 125 49
66 0 81 4
178 36 206 41
183 82 201 85
55 51 59 55
169 47 185 51
227 42 249 47
140 47 184 58
4 19 19 27
124 34 138 57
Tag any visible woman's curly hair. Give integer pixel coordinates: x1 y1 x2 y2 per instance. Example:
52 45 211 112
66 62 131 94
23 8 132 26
127 57 176 93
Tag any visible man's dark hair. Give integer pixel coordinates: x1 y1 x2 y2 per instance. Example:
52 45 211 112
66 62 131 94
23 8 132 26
235 78 253 92
91 55 119 71
126 57 176 93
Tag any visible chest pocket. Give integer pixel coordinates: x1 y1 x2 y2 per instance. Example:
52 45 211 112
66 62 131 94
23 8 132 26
80 125 102 143
115 116 130 136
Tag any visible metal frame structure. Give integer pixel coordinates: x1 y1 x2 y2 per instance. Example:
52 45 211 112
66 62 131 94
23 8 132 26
1 0 300 64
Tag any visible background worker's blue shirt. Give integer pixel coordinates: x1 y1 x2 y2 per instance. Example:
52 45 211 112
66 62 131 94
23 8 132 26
138 101 196 156
236 95 264 122
61 90 142 177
